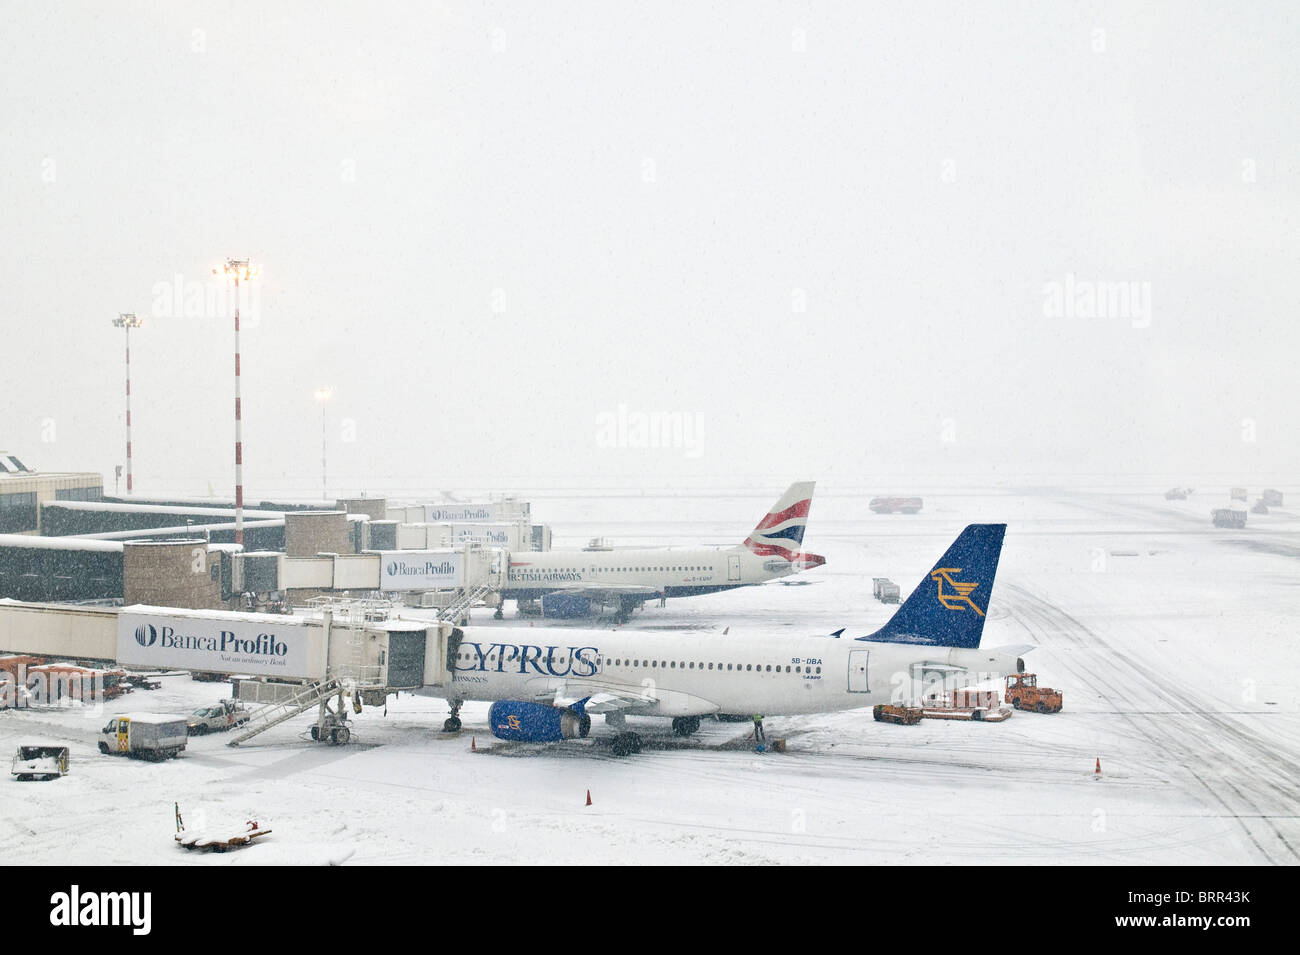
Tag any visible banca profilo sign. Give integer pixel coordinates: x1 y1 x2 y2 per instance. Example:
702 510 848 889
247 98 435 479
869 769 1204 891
116 608 314 679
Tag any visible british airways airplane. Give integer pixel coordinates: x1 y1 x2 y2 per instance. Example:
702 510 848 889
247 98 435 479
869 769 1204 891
431 524 1025 755
500 481 824 622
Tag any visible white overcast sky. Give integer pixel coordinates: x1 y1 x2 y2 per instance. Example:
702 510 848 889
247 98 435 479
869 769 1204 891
2 2 1296 496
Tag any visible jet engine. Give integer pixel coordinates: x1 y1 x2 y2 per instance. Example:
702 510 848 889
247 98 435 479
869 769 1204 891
488 700 584 742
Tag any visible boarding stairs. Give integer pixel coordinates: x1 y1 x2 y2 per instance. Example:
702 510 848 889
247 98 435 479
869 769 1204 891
437 582 494 624
227 677 344 746
227 590 481 746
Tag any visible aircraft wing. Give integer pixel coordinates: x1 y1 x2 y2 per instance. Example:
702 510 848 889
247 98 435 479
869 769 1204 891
543 584 661 598
535 683 658 714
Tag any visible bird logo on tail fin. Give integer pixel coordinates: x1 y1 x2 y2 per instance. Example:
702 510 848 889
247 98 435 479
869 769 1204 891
930 568 985 616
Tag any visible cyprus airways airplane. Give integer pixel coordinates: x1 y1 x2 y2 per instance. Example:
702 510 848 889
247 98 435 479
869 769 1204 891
432 524 1025 755
500 481 825 622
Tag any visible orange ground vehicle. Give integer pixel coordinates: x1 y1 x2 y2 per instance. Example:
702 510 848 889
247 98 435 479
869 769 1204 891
1004 673 1062 713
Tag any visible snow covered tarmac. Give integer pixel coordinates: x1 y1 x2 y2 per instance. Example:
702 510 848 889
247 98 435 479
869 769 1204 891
3 489 1297 865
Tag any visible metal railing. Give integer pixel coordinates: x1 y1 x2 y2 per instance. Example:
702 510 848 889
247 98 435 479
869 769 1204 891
227 677 342 746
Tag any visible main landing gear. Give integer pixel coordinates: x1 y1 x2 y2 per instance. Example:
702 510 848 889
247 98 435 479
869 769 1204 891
611 732 642 757
672 716 701 737
604 711 639 756
443 700 463 733
613 596 641 625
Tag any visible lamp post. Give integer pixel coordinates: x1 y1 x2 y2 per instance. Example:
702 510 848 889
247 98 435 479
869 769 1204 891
111 313 144 494
313 387 334 500
217 259 258 546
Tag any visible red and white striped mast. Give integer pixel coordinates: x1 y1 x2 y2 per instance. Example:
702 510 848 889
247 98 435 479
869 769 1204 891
220 259 257 546
112 313 143 494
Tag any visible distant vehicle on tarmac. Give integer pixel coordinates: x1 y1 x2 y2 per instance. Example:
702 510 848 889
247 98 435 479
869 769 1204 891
872 577 901 603
1230 487 1248 502
1165 487 1193 501
1004 673 1062 713
1211 508 1247 529
122 672 162 691
187 699 251 735
1261 489 1284 507
870 496 923 514
98 714 187 759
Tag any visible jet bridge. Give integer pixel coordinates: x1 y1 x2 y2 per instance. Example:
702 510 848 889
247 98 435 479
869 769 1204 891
0 598 462 745
229 597 463 745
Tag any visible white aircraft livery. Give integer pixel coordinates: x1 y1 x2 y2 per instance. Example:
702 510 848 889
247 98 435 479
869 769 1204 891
501 481 824 621
430 524 1024 755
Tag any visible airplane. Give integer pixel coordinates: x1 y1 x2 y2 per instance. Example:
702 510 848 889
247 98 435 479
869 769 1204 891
428 523 1026 755
498 480 825 623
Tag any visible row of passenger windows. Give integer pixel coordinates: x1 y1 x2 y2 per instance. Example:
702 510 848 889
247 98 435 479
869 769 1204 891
606 659 821 675
453 651 820 675
538 566 711 573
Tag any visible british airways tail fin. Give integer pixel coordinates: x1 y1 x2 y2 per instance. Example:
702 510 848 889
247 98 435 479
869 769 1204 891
861 524 1006 649
743 481 824 568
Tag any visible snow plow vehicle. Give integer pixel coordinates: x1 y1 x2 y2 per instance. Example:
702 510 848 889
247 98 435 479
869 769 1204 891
11 745 70 780
870 496 923 514
1004 673 1062 713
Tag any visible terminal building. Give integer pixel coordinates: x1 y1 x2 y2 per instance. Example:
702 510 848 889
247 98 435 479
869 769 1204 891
0 452 103 535
0 457 539 614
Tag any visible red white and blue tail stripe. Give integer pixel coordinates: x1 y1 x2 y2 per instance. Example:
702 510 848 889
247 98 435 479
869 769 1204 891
743 481 825 568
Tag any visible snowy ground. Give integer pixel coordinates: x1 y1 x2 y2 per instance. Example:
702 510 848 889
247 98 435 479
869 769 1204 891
2 487 1298 865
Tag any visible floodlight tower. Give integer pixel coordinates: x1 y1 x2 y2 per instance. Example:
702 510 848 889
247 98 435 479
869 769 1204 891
218 259 258 545
313 387 334 500
111 313 144 494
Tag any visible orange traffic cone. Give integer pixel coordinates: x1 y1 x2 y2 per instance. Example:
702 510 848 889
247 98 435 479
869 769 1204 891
1095 758 1101 775
471 737 476 751
585 789 592 806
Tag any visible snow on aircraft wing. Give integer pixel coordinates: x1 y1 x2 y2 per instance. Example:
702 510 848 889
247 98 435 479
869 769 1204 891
580 690 659 713
537 684 659 713
545 584 662 598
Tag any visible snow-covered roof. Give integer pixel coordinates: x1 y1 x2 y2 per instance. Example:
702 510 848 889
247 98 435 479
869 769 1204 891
44 501 286 518
364 619 434 633
78 519 282 541
121 604 310 626
0 533 124 553
118 538 208 547
105 494 334 509
119 712 190 725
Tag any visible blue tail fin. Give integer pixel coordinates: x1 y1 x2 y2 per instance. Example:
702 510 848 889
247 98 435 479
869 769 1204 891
860 524 1006 649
